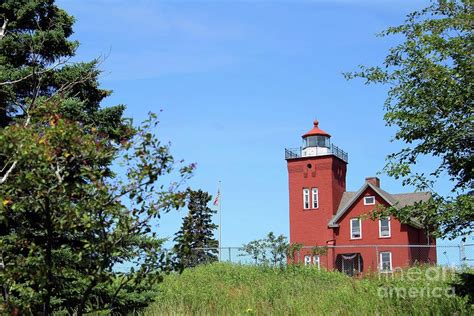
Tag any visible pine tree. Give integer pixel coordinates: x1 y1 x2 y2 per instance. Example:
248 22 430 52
0 0 128 139
174 190 218 268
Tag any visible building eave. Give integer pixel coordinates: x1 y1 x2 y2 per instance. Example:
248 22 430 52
328 182 397 227
328 182 428 229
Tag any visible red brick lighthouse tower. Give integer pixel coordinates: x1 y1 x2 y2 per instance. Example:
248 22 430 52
285 120 348 266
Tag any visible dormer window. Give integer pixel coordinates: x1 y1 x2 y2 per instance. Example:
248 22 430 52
364 196 375 205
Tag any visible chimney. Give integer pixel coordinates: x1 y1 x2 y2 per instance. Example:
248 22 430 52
366 177 380 188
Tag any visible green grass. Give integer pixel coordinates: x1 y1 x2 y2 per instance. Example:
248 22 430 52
144 263 472 315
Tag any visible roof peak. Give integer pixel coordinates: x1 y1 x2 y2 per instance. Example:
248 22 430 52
302 119 331 138
329 182 431 229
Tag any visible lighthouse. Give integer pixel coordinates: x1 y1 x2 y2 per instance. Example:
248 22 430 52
285 120 348 253
285 120 436 273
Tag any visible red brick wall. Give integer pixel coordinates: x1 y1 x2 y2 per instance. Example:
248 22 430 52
287 155 346 247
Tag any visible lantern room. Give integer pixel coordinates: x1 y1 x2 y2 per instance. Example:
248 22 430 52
284 119 348 163
302 119 331 147
301 120 331 157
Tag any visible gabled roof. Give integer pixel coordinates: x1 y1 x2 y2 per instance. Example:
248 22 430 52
390 192 432 208
328 182 431 229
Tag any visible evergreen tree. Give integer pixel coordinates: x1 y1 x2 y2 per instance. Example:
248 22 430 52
174 190 218 268
0 0 128 139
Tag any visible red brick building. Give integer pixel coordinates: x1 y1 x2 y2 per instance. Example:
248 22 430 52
285 120 436 275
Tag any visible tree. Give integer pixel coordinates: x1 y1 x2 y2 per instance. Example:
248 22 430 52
285 242 303 263
0 105 194 314
240 238 268 265
0 0 128 137
0 1 195 314
240 232 289 266
345 0 473 239
173 190 218 268
266 232 288 267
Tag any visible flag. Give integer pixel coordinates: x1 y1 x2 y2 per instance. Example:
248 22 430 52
213 189 220 206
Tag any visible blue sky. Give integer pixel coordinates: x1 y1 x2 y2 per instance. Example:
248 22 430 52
58 0 471 251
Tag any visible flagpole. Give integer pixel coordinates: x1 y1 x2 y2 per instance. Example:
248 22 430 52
218 180 222 262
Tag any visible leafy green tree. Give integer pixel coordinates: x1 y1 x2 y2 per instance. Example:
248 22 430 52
0 103 193 314
240 238 268 265
345 0 473 239
285 242 303 263
241 232 289 266
173 189 218 268
266 232 288 267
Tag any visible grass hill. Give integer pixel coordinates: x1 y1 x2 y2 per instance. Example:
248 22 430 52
144 263 472 315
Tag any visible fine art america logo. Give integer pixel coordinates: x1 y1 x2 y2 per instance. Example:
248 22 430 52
377 267 456 298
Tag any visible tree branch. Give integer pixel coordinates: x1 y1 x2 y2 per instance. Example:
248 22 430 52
0 57 70 87
0 18 7 40
0 161 17 185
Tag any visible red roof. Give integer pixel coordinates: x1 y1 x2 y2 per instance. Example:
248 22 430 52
302 120 331 138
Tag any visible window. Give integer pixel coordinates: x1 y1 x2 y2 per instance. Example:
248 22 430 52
350 218 362 239
313 255 320 269
304 255 320 268
379 217 391 238
312 188 319 209
303 188 310 209
305 135 330 148
364 196 375 205
380 252 392 272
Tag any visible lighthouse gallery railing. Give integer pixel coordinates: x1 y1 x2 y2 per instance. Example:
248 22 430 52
285 144 348 162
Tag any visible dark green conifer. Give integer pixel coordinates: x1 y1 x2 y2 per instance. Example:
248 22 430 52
174 189 218 268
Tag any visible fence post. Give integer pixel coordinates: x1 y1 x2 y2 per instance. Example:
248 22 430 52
459 242 465 266
228 247 231 262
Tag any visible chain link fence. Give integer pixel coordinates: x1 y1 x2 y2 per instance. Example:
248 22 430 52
189 243 474 273
114 243 473 274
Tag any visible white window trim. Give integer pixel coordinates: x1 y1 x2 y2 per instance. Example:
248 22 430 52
311 188 319 209
303 188 310 210
364 196 375 205
380 251 393 272
350 218 362 240
304 255 320 268
313 255 320 269
379 217 391 238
